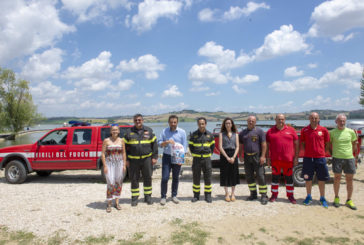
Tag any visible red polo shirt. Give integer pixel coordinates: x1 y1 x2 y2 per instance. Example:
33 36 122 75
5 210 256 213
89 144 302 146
266 125 298 162
300 125 329 158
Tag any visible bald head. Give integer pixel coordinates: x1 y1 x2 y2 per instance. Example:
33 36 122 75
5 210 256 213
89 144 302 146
247 115 257 130
275 114 285 130
309 112 320 129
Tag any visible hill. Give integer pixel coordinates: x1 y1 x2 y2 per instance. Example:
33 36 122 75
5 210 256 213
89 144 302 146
40 109 364 124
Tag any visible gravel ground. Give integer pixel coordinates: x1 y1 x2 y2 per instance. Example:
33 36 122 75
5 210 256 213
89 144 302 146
1 164 364 244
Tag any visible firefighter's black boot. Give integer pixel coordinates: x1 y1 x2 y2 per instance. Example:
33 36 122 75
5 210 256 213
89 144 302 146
131 196 138 207
246 191 258 201
205 192 212 203
260 194 268 205
144 195 153 205
191 193 200 202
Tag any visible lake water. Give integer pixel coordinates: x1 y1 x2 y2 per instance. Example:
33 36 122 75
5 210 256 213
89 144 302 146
0 119 346 148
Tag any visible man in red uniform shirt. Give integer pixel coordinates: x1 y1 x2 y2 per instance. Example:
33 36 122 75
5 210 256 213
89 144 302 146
266 114 299 204
300 112 330 208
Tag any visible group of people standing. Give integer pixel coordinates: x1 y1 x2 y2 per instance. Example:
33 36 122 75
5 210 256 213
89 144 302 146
101 112 358 212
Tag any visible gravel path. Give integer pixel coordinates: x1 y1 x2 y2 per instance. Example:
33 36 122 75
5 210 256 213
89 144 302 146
1 165 363 243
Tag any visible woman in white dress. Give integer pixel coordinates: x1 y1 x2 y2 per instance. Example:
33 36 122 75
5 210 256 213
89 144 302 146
101 125 126 212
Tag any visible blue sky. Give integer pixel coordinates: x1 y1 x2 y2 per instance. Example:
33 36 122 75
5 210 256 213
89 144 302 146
1 0 364 117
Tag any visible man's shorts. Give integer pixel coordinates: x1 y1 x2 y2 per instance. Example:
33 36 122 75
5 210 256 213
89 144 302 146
271 160 292 176
302 157 329 181
332 158 356 174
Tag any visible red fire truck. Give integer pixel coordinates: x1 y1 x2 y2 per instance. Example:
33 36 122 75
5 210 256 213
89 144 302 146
0 124 132 184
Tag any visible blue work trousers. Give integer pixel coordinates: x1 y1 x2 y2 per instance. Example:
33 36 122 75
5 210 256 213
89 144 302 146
161 154 181 198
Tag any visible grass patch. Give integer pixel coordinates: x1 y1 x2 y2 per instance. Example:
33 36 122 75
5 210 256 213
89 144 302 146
47 231 68 245
297 238 315 245
171 218 183 226
282 236 298 243
240 233 256 241
217 236 225 244
323 236 350 244
356 215 364 219
259 227 267 233
170 221 210 245
257 242 267 245
83 234 114 244
118 232 157 245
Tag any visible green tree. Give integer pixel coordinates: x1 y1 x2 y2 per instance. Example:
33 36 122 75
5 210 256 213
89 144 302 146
0 67 42 133
360 68 364 106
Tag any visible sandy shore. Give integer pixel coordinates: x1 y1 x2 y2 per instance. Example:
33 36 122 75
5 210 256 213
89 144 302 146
0 164 364 244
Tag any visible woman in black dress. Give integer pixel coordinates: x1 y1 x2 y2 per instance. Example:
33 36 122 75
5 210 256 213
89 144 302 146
219 117 240 202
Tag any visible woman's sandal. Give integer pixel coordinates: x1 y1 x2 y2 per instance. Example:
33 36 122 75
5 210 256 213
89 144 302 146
106 205 112 213
230 195 236 202
115 204 121 210
225 195 231 202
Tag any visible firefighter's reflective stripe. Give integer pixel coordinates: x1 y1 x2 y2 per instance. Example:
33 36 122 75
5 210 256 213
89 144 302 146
191 153 212 158
204 184 212 193
248 183 257 191
144 186 152 195
124 136 156 145
188 141 214 147
193 184 200 193
131 188 139 196
259 185 267 194
128 152 153 159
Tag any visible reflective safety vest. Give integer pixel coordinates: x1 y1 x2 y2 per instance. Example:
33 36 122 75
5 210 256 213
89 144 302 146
124 126 158 160
188 129 215 158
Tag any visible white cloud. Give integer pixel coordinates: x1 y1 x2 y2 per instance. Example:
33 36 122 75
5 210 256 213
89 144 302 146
232 85 246 94
302 95 331 107
308 63 318 69
222 2 270 21
198 41 252 70
308 0 364 38
199 2 269 22
198 8 217 22
149 102 188 112
61 0 132 24
331 33 355 42
129 0 183 33
63 51 119 91
118 54 165 79
188 63 228 84
189 86 210 92
0 0 75 64
284 66 304 77
162 85 183 97
232 74 259 84
145 92 155 97
117 79 134 91
254 25 309 60
270 62 362 92
21 48 63 82
205 91 220 96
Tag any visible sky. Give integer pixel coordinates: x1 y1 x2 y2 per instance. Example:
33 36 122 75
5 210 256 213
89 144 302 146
1 0 364 117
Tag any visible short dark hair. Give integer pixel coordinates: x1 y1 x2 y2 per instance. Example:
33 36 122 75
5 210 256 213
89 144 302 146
168 115 178 122
133 113 143 120
197 117 206 124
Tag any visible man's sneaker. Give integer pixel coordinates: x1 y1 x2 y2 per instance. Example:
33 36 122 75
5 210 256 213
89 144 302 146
303 195 313 206
172 197 180 204
269 194 278 202
333 197 340 208
345 199 357 210
160 198 166 206
320 197 328 209
260 195 268 205
288 196 297 204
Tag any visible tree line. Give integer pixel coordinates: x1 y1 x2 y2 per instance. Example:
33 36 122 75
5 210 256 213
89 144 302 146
0 67 42 134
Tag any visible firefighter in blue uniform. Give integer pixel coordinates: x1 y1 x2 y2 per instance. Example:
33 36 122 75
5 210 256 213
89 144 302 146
124 114 158 206
189 117 215 203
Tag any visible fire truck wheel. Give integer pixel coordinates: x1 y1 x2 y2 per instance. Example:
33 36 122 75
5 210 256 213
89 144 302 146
36 171 52 177
5 160 27 184
292 164 305 187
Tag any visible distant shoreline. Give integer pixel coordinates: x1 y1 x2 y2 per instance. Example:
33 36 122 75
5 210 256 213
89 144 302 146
40 109 364 124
